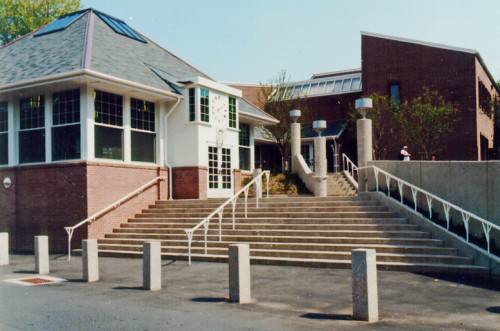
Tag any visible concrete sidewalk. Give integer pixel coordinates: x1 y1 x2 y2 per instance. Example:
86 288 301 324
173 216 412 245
0 254 498 330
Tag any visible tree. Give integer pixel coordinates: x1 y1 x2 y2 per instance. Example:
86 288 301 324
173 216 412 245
396 87 458 160
0 0 81 45
348 93 400 160
258 70 312 172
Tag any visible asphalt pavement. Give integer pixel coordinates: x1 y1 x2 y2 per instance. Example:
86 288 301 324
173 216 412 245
0 254 499 330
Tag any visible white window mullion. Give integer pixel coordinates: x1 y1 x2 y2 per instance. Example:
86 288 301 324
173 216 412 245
157 101 164 166
123 96 131 163
80 85 91 161
45 93 52 162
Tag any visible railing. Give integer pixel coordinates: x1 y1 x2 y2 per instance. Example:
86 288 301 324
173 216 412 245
184 170 270 265
364 166 500 260
342 153 358 179
64 176 167 261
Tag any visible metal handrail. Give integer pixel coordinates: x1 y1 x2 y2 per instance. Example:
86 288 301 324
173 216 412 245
342 153 358 178
184 170 270 265
64 176 167 261
362 165 500 259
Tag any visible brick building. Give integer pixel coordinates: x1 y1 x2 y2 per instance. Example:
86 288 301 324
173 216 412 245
0 9 277 252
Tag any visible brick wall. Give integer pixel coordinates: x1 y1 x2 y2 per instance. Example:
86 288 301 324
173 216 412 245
86 162 168 242
0 168 16 249
12 162 88 252
172 166 207 199
361 33 494 160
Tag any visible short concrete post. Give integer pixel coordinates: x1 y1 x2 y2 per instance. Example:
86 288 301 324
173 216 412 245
35 236 49 275
82 239 99 282
143 241 161 291
253 168 262 199
229 244 252 303
0 232 8 266
351 249 378 322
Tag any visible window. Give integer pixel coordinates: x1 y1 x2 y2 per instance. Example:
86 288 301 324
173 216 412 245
0 102 7 165
200 89 209 122
131 98 156 163
301 144 312 170
239 123 251 171
228 97 237 128
96 12 147 43
19 96 45 163
94 90 123 160
478 80 491 112
34 11 84 37
389 83 400 109
52 89 80 161
189 88 196 121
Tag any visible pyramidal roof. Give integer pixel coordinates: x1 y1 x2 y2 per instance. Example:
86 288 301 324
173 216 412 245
0 8 211 94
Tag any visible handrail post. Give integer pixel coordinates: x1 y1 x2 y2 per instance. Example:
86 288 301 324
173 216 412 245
65 227 74 261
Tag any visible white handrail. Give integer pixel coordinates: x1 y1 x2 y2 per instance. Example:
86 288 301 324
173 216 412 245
342 153 358 179
362 165 500 259
64 176 167 261
184 170 270 265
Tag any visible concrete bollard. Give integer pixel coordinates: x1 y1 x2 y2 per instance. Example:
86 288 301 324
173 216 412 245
35 236 49 275
228 244 252 303
82 239 99 282
143 241 161 291
351 249 378 322
0 232 8 266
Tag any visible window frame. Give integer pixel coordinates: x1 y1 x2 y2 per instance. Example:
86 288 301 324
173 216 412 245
19 95 46 164
130 97 156 163
200 88 210 123
228 96 237 128
0 101 8 165
239 123 251 171
52 89 81 161
94 90 124 161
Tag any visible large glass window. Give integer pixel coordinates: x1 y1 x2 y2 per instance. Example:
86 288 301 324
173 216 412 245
0 102 7 165
200 88 209 122
19 95 45 163
52 89 80 161
239 123 251 171
189 88 195 121
131 98 156 163
229 97 236 128
94 90 123 160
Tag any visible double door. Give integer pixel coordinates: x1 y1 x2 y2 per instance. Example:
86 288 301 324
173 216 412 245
207 146 232 198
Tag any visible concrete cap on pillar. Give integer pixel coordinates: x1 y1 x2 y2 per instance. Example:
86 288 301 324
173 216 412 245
313 120 327 137
355 98 373 118
290 109 301 123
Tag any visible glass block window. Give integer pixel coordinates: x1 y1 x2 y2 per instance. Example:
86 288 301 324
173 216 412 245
189 88 196 121
229 97 237 128
52 89 81 161
94 90 123 126
94 90 123 160
131 98 156 163
19 95 45 163
200 88 209 122
0 102 7 165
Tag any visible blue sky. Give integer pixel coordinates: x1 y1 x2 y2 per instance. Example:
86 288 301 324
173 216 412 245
81 0 500 84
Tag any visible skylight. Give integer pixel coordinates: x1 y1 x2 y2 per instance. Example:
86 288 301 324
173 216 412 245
96 12 147 43
34 11 85 37
279 74 363 100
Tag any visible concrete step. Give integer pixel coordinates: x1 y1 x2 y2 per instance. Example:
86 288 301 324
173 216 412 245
135 211 400 218
127 217 409 225
141 206 389 213
150 200 380 209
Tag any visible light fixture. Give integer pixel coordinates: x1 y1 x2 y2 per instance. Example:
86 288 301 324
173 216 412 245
3 177 12 189
289 109 301 123
313 120 327 137
355 98 373 118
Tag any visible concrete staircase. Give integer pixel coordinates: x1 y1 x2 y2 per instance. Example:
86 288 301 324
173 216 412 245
96 195 489 274
327 172 356 196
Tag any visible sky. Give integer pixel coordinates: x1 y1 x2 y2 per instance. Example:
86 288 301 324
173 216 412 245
81 0 500 84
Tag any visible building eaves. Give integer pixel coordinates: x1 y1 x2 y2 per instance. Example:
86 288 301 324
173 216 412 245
239 98 279 125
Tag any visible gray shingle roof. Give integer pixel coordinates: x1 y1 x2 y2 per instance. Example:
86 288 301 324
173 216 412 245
239 98 278 124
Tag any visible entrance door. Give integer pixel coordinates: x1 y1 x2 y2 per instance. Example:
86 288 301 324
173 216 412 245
208 146 233 198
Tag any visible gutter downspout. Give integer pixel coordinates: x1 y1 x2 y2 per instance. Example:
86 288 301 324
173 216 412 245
165 97 182 200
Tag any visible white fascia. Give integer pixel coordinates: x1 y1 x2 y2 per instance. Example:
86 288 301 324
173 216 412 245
183 77 242 97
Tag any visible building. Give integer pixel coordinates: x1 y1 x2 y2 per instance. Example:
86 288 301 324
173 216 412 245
0 9 277 252
237 32 498 171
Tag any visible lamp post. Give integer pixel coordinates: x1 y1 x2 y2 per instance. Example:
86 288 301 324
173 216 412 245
355 98 373 192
